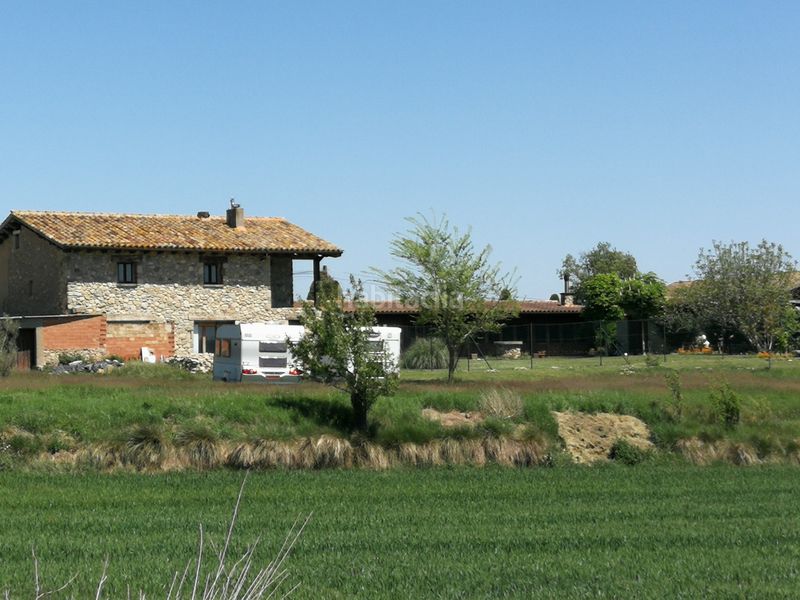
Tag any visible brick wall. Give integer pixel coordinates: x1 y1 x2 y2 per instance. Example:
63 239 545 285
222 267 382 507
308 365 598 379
41 315 107 350
106 321 175 360
39 315 107 365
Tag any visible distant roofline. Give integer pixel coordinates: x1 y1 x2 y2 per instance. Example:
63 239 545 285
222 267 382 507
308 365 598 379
340 300 583 315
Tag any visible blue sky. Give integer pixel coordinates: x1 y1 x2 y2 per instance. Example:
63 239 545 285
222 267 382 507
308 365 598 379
2 2 798 299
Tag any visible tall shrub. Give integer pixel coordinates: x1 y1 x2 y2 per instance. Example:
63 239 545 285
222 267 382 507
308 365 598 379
0 317 18 376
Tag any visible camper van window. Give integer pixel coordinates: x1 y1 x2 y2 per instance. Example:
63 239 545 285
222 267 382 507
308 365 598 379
259 341 287 353
260 357 288 368
215 338 231 358
368 340 384 352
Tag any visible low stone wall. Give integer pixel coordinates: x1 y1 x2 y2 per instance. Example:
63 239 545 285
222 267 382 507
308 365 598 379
41 348 107 367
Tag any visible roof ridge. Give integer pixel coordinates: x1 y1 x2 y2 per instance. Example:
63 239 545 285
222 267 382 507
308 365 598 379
12 210 286 221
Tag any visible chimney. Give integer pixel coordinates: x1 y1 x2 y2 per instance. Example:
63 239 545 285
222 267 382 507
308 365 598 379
226 198 244 228
560 272 574 306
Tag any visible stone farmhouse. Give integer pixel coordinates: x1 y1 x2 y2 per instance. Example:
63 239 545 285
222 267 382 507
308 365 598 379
0 204 341 368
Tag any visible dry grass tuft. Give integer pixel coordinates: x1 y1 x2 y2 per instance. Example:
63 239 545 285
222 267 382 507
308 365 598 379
10 434 583 471
676 438 763 466
728 443 761 466
174 425 224 470
478 388 524 420
395 441 443 467
483 438 546 467
355 442 393 469
297 435 354 469
125 424 166 470
227 440 300 470
173 440 225 470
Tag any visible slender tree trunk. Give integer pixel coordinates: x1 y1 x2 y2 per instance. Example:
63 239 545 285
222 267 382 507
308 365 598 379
641 321 647 356
351 392 369 431
447 345 458 383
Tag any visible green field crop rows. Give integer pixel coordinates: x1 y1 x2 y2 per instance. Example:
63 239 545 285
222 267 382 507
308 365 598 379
1 466 799 598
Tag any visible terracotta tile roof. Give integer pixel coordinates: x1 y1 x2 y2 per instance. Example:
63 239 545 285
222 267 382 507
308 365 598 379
3 210 342 255
668 275 800 298
343 300 582 314
518 300 583 314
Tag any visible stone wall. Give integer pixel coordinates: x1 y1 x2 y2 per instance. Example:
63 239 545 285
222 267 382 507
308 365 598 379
66 250 298 353
3 226 67 315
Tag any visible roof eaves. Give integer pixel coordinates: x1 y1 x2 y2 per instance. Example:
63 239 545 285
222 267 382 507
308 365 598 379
4 212 68 249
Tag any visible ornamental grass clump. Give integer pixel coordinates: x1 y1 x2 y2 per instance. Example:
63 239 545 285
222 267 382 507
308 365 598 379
400 337 448 370
478 388 523 421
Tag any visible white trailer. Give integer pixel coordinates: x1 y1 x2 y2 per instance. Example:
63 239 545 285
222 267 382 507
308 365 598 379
212 323 401 383
364 326 402 373
212 323 305 383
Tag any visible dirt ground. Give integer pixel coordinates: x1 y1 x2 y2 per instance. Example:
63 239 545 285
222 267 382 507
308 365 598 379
552 411 653 463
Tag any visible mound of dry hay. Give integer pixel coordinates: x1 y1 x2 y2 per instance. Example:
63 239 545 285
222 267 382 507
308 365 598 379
552 411 654 464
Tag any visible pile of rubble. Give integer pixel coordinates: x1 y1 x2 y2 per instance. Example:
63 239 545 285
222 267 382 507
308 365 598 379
165 354 214 374
49 358 125 375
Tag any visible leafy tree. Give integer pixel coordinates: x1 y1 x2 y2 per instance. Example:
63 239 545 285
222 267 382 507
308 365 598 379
374 214 517 383
622 273 667 354
577 272 666 355
677 240 799 353
290 277 398 431
306 265 342 302
0 316 18 376
576 273 625 322
559 242 638 289
621 273 667 320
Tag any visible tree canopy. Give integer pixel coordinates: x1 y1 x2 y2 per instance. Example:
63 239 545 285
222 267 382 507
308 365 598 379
290 277 397 431
576 272 666 355
574 268 666 324
374 214 517 382
670 240 799 353
559 241 638 289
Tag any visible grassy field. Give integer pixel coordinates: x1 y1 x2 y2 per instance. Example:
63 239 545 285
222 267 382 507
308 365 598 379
2 357 799 597
2 354 800 468
1 466 799 598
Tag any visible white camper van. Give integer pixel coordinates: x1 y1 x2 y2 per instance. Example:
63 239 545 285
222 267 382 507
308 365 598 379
365 326 402 373
212 323 402 383
212 323 305 383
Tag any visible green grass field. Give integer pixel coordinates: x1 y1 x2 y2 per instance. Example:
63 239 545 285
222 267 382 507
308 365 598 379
2 356 800 597
2 466 799 598
2 354 800 467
